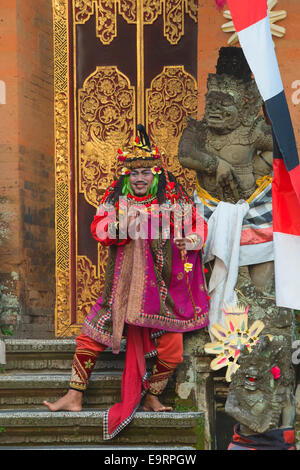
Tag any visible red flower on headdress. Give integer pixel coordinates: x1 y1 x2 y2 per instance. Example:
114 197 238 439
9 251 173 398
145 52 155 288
117 148 127 162
151 166 162 175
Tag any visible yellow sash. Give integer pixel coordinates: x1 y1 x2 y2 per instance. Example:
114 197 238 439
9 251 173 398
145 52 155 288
195 175 273 207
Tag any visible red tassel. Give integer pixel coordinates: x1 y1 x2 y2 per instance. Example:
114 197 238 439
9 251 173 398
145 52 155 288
117 148 123 155
135 136 139 144
214 0 226 10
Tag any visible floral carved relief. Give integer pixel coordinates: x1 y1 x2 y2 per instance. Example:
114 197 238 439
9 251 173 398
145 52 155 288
73 0 197 45
146 66 197 195
78 66 136 207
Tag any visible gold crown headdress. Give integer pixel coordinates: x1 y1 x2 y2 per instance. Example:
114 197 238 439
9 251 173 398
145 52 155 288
117 124 162 170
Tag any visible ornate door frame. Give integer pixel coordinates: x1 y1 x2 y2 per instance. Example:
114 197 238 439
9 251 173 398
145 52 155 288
53 0 198 337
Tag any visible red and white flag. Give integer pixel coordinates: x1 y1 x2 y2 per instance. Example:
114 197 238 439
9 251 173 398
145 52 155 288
224 0 300 309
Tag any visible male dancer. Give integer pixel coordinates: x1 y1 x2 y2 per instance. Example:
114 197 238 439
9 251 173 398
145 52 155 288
44 126 209 439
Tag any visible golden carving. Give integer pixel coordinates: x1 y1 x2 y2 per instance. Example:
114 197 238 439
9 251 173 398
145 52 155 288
76 245 108 326
143 0 162 24
74 0 95 23
185 0 198 23
146 65 197 195
95 1 117 45
56 182 70 271
54 93 69 183
73 0 197 45
53 0 68 21
163 0 198 44
55 268 72 335
136 1 145 125
53 0 73 336
77 255 101 324
78 66 136 207
119 0 137 23
164 0 184 45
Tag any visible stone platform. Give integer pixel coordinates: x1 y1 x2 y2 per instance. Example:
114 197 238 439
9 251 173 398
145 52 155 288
0 339 205 449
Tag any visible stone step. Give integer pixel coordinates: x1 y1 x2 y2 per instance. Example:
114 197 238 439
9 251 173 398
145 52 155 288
0 371 175 410
3 339 125 373
0 410 204 448
1 339 174 411
0 372 123 410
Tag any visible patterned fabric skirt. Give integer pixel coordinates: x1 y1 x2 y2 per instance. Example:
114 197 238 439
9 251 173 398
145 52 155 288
228 424 296 450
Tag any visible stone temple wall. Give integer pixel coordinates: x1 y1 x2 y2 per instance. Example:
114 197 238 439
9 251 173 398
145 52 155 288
0 0 55 338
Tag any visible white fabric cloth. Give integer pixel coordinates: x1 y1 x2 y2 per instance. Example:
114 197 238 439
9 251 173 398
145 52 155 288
202 200 250 336
273 232 300 310
238 14 283 102
239 240 273 266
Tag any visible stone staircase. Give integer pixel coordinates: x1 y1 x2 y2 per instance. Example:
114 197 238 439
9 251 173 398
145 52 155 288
0 339 204 449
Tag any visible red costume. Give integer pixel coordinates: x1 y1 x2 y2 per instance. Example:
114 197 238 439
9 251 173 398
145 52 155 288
67 126 209 439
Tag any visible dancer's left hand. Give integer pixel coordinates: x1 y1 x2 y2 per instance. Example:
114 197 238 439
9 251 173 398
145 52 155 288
174 238 187 251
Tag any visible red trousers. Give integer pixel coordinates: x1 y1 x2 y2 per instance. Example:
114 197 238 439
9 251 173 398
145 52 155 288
76 331 183 364
70 331 183 394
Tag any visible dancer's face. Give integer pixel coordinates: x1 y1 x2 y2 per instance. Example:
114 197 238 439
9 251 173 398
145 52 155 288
129 167 154 196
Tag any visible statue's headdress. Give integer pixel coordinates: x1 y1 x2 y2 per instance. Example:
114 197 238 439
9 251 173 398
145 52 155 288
206 47 261 121
216 46 252 82
207 47 253 95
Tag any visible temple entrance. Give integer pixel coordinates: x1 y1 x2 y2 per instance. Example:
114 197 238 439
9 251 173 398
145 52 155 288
53 0 199 337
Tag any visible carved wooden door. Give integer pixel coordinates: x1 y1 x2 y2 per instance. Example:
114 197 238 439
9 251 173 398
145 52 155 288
53 0 198 336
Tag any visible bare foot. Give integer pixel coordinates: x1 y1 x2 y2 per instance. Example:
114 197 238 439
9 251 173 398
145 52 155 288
142 393 173 412
43 389 83 412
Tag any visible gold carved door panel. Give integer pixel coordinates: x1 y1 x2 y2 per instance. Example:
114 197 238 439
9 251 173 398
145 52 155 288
53 0 198 336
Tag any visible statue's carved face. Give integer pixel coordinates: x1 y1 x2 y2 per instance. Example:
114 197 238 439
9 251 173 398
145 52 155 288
225 337 292 433
205 90 240 132
244 366 260 391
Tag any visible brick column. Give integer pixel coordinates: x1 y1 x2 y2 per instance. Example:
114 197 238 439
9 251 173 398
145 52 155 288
0 0 55 338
